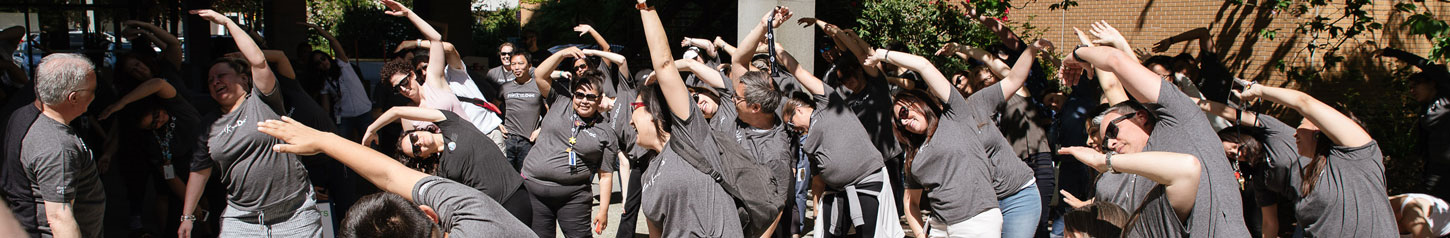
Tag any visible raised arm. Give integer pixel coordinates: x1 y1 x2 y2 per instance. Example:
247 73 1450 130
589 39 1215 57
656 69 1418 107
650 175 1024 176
384 0 442 42
1087 21 1140 63
936 43 1010 79
732 6 792 80
230 49 296 79
259 117 430 201
1238 84 1372 147
361 106 448 146
1070 46 1163 103
1191 97 1260 126
99 78 177 119
1072 27 1129 104
996 39 1050 100
640 3 692 119
582 49 629 77
1153 27 1212 53
674 59 726 89
574 24 612 52
193 9 276 95
301 22 349 62
124 20 183 67
681 37 719 58
965 6 1025 51
771 43 825 95
1059 147 1201 219
1381 48 1448 75
867 49 951 101
535 47 585 97
714 36 739 60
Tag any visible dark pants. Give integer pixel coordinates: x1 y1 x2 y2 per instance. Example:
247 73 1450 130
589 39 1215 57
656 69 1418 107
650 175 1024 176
615 160 646 238
819 182 883 237
502 185 535 227
1026 152 1055 235
523 179 592 238
505 134 534 172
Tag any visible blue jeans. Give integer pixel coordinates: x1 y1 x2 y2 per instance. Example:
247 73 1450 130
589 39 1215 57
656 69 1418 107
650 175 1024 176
504 134 533 172
999 183 1042 238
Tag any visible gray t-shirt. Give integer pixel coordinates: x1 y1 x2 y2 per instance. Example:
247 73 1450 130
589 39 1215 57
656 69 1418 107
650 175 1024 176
997 93 1053 157
1250 115 1304 206
411 176 534 237
1295 141 1397 237
835 75 903 162
709 80 794 195
22 116 104 238
500 77 544 138
902 88 999 224
203 85 314 220
435 111 523 203
520 90 616 186
482 65 512 103
971 84 1037 198
803 85 886 189
641 104 744 238
1123 83 1250 237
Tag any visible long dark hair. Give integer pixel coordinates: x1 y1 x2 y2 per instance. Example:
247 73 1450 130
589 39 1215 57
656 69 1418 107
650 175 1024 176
1218 126 1269 165
892 89 942 171
634 80 675 139
1300 105 1365 196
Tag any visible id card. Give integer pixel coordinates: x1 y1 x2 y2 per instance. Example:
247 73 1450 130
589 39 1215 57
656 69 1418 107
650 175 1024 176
162 164 176 180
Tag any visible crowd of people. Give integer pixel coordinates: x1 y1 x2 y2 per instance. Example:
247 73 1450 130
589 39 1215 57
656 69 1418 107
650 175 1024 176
0 0 1448 238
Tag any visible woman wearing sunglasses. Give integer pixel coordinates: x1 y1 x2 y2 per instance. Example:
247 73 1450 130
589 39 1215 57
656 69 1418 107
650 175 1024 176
361 106 532 227
518 46 618 238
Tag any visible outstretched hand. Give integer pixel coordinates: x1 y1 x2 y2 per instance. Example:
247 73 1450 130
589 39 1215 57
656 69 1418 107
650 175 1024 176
1058 146 1107 172
1088 21 1126 47
761 6 794 28
935 43 960 56
1032 39 1055 52
573 24 594 37
381 0 413 17
863 49 888 68
257 117 330 156
190 9 232 25
1060 190 1093 209
1152 38 1174 52
797 17 821 28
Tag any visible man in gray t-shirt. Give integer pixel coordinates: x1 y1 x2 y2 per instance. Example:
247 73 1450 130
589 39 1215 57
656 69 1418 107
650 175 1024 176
21 53 104 238
499 54 543 171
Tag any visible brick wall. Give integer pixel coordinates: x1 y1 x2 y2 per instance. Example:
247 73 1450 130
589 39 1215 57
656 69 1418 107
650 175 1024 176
1006 0 1449 86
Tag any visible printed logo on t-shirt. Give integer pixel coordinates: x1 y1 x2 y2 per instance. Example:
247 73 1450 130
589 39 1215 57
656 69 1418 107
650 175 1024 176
507 92 538 99
220 119 248 135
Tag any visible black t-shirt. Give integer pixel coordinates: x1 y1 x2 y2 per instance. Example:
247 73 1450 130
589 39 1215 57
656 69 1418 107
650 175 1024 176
1419 98 1450 164
1197 51 1234 103
2 104 40 236
830 73 903 162
135 96 210 180
435 110 523 203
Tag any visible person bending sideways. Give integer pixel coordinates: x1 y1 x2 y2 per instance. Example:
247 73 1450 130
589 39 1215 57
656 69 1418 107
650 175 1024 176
256 116 535 238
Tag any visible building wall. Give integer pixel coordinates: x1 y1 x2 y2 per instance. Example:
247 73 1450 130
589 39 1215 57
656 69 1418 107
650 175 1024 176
1007 0 1449 85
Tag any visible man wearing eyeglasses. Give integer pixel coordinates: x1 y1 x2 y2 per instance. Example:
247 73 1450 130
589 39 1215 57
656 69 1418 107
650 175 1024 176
21 53 104 238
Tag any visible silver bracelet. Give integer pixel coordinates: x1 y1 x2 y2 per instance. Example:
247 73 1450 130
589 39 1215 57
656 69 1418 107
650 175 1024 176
1105 152 1120 174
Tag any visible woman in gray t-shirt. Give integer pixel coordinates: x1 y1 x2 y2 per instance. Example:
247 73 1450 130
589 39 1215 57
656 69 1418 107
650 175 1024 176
1220 83 1398 237
629 5 744 237
185 9 322 237
519 47 618 238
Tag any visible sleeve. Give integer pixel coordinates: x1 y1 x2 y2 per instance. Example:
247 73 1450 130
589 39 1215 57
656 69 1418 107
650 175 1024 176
190 127 216 172
599 135 618 173
254 77 286 114
813 84 834 110
965 83 1007 120
1150 82 1198 128
30 150 77 202
434 110 473 132
940 83 973 119
412 176 533 237
1331 140 1383 162
1250 173 1282 206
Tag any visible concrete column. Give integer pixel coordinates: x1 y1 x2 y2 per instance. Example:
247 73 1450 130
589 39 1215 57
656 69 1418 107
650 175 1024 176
738 0 814 71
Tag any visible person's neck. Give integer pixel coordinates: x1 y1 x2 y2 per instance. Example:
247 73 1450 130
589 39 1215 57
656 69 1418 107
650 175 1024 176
738 111 777 130
222 92 249 114
513 74 531 84
39 105 76 125
431 134 447 151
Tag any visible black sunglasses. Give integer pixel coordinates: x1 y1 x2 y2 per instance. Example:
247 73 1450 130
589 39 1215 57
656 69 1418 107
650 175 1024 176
499 51 515 56
1102 112 1138 150
408 133 423 156
393 72 415 92
575 92 601 101
896 107 911 127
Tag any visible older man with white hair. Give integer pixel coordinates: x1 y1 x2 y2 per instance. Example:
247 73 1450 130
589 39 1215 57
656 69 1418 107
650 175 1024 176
21 53 103 238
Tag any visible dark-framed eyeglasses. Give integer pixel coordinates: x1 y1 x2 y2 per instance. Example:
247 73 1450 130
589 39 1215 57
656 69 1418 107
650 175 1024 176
896 107 911 127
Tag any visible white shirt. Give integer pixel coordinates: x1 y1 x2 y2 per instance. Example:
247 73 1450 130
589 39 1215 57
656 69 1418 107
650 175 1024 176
447 68 504 132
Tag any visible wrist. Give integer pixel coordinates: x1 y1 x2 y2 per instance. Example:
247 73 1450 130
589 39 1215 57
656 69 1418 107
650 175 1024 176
180 215 197 221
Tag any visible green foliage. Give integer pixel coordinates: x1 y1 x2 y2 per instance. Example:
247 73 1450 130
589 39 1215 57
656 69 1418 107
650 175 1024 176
856 0 999 75
1396 2 1450 61
471 7 520 56
1048 0 1079 11
331 3 420 59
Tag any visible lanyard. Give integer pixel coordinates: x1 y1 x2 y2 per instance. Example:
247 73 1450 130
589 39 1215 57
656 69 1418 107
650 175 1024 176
152 118 176 164
568 112 597 169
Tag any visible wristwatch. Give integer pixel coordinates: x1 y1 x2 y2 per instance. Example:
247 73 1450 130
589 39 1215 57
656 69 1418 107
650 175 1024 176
180 214 197 221
1105 151 1120 174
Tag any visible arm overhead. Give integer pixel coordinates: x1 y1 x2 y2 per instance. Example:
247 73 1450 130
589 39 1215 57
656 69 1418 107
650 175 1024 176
640 3 692 119
732 7 793 80
1238 84 1372 147
867 49 951 102
1059 147 1201 219
258 117 430 201
193 9 277 95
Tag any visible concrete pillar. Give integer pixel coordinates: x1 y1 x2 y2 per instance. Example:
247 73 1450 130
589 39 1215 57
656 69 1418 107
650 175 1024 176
738 0 814 71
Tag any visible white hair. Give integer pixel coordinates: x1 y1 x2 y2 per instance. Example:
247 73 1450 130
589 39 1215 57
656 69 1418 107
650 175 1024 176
35 53 95 105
